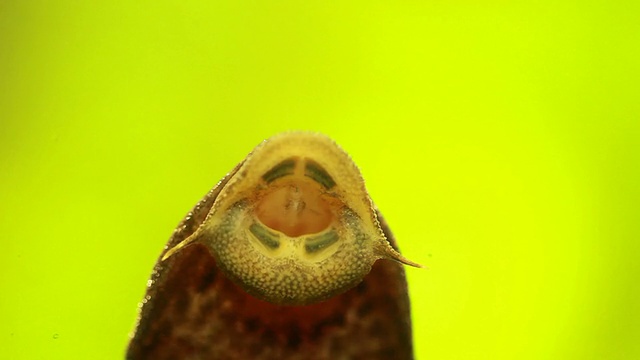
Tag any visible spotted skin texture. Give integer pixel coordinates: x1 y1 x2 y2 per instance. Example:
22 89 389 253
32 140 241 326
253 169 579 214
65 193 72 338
127 133 415 359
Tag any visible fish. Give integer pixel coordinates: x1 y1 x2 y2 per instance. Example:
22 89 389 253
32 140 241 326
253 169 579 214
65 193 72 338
127 132 421 360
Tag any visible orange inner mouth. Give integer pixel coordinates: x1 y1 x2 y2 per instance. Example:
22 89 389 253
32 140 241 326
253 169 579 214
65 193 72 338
255 179 333 237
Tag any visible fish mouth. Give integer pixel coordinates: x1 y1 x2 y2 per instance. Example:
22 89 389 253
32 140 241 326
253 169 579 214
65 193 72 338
246 156 345 261
254 156 339 238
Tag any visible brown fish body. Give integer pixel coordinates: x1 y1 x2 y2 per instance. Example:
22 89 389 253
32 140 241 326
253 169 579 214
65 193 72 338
127 132 418 359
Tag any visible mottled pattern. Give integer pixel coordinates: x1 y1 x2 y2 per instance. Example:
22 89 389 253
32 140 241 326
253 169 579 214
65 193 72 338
205 202 379 305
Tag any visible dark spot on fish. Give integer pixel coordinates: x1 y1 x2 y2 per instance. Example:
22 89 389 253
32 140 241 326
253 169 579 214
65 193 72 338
197 268 217 292
286 324 302 349
172 293 190 315
369 318 387 337
355 280 368 294
155 318 174 338
244 317 260 333
357 300 374 317
262 328 277 345
380 347 398 358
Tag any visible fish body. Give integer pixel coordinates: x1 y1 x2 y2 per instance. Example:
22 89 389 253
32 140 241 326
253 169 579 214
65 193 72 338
127 132 417 359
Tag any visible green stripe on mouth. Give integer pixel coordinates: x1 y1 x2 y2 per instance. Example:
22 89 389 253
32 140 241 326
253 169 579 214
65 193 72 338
305 230 339 253
304 160 336 189
262 158 296 183
249 222 281 249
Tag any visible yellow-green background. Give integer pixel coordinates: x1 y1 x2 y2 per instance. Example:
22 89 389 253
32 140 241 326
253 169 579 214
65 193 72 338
1 1 638 359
